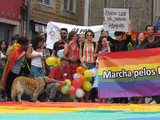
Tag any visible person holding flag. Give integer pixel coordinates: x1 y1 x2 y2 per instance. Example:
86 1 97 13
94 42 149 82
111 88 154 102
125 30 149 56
0 37 29 101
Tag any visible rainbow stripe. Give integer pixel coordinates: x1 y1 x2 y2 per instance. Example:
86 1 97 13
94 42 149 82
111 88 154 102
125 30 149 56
1 102 160 120
98 48 160 98
83 42 95 63
123 31 160 40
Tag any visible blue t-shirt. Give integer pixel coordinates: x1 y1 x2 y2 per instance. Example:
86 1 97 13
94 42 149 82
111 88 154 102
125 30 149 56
133 44 145 50
11 58 22 74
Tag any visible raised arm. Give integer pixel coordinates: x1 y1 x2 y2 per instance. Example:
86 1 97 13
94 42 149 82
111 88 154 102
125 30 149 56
26 46 39 59
63 43 69 56
128 20 131 35
124 20 132 44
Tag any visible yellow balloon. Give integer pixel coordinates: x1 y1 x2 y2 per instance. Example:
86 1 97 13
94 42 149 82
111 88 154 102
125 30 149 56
46 57 57 66
56 57 61 66
83 81 92 91
65 79 71 86
84 70 91 77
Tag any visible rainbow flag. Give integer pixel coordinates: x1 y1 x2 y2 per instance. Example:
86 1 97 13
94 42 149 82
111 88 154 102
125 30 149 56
1 102 160 120
0 43 23 90
98 48 160 98
123 31 160 40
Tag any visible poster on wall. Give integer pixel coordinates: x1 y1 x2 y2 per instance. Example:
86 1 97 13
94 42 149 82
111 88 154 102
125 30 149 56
103 8 129 32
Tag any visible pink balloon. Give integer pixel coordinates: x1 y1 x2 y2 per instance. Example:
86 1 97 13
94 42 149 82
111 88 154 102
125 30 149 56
73 73 81 79
72 79 82 88
76 88 83 98
69 86 76 94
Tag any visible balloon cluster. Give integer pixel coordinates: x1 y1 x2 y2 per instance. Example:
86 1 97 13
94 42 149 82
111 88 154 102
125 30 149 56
46 49 64 67
59 67 97 99
46 57 61 67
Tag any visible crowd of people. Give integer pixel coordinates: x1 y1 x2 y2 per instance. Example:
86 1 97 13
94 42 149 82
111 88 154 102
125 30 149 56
0 20 160 104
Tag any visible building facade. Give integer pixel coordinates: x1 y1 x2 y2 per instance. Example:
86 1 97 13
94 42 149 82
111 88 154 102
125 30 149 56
88 0 155 31
28 0 85 40
0 0 25 44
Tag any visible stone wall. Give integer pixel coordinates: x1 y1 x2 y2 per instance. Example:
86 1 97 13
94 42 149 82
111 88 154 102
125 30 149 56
89 0 153 31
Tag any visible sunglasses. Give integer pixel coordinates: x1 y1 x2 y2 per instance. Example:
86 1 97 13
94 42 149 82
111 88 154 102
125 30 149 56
86 34 93 37
60 32 66 35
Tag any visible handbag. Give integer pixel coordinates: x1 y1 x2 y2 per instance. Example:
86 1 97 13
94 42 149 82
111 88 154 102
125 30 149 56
20 56 34 78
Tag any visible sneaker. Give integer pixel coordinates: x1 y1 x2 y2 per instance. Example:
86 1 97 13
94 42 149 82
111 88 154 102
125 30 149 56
48 98 57 102
128 100 134 104
4 97 7 102
150 100 157 104
0 97 4 102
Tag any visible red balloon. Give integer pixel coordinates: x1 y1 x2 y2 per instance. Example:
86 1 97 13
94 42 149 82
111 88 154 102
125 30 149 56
72 79 82 88
69 86 76 94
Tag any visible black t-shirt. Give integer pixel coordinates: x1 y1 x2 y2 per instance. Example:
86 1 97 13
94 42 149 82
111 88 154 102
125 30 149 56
107 35 131 52
144 36 160 43
144 36 160 49
53 39 69 57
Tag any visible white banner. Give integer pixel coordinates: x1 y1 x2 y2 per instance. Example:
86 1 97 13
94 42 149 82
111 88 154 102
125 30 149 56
103 8 129 32
46 22 104 49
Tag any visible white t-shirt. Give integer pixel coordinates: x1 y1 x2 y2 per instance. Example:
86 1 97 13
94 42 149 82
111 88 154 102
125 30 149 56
31 50 43 68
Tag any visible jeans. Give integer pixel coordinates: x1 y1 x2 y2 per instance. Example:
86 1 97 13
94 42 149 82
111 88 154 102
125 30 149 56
82 61 95 70
81 61 96 102
46 83 60 100
152 96 160 103
0 89 3 97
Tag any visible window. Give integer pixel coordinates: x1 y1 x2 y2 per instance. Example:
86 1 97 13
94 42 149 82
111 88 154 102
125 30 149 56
64 0 76 12
38 0 50 5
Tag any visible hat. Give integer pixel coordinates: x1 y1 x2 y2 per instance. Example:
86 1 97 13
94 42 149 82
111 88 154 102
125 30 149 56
61 57 68 61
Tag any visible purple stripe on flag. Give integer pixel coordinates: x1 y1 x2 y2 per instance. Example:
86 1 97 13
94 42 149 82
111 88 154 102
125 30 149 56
98 79 160 90
98 87 160 98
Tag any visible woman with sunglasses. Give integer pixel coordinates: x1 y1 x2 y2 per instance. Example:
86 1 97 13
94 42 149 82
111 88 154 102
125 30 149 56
79 30 97 102
63 31 80 78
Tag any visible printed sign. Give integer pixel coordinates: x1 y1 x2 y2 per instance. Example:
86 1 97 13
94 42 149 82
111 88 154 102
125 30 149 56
103 8 129 32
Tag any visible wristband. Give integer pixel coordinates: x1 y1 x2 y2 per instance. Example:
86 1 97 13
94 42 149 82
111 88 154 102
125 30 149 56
81 61 84 64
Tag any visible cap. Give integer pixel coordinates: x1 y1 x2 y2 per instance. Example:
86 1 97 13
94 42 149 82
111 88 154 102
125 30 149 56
61 57 68 61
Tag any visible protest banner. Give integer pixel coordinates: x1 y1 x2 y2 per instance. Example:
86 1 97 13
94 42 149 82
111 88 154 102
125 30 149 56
46 21 104 49
98 48 160 98
103 8 129 32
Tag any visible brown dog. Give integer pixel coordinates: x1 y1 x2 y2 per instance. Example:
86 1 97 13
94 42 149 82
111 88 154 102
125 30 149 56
11 76 49 102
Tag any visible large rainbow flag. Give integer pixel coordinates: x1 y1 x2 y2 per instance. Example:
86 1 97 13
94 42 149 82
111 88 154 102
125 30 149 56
98 48 160 98
1 102 160 120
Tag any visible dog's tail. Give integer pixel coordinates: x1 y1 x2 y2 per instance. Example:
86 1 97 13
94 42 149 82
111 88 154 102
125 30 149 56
11 79 17 102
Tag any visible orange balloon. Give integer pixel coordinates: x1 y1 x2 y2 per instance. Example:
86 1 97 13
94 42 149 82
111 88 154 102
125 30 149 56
79 76 86 83
76 67 85 74
58 84 65 91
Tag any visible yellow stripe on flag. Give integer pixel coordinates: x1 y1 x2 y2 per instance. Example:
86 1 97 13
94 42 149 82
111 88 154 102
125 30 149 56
98 63 160 75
